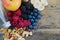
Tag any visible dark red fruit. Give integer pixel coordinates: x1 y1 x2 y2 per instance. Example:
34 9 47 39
19 17 24 22
7 11 12 17
12 21 17 26
23 20 31 27
7 8 32 29
8 17 13 22
13 16 19 21
14 9 22 16
27 20 31 25
19 21 24 27
16 24 20 28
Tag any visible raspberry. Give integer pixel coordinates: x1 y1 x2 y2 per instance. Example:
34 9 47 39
13 16 19 21
8 17 13 22
12 21 17 26
19 17 23 22
16 24 20 28
27 20 31 25
19 21 24 27
7 11 12 17
23 20 31 27
14 9 22 16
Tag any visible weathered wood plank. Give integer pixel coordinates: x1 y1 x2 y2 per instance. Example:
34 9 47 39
34 29 60 34
38 0 60 29
26 0 60 40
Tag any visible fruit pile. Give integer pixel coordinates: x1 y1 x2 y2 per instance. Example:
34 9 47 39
20 2 42 30
7 1 42 30
1 0 43 40
0 0 49 40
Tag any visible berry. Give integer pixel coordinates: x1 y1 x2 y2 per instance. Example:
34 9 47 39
37 15 41 19
27 10 31 14
27 20 31 25
34 8 39 13
34 19 38 23
30 19 34 23
23 20 31 27
20 2 34 16
32 23 36 26
21 14 28 20
16 24 20 28
13 16 19 21
29 15 32 19
12 21 17 26
20 6 26 13
7 11 12 17
33 25 38 29
8 17 13 22
34 13 38 16
28 25 33 29
19 17 23 20
19 21 24 27
32 16 35 19
30 12 33 15
14 9 22 16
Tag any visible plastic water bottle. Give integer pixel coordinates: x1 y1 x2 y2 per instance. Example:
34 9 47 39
0 0 11 28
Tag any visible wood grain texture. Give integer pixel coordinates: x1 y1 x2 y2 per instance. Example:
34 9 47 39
38 0 60 29
26 0 60 40
0 0 60 40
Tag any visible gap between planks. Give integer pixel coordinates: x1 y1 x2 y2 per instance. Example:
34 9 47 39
33 29 60 34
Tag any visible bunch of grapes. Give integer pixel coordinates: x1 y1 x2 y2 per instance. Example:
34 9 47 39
28 8 42 30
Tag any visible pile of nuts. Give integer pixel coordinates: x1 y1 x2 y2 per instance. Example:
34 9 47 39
0 28 33 40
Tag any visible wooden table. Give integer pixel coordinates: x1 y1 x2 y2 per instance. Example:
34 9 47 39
26 0 60 40
0 0 60 40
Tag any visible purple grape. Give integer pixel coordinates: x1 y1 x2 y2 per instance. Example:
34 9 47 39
37 15 41 19
33 25 38 29
34 8 39 13
34 13 38 16
32 23 36 26
34 19 38 23
30 19 34 22
30 12 34 15
29 15 33 19
32 16 35 19
28 25 33 29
